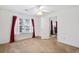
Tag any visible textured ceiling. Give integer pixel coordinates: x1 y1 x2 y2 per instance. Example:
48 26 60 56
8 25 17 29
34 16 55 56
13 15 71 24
0 5 77 16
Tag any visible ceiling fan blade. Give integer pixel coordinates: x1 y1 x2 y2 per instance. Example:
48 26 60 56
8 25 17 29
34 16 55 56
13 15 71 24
42 9 49 12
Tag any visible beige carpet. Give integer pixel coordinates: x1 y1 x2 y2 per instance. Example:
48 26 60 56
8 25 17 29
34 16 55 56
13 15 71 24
0 37 79 53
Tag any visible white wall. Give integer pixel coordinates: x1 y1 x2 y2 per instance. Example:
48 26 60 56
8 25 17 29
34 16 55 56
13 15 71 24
0 10 12 44
0 9 33 44
41 6 79 47
40 15 50 39
58 7 79 47
0 8 42 44
48 6 79 47
33 16 41 37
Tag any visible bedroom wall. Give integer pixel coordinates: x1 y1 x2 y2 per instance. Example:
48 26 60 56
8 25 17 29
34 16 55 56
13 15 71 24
34 16 41 37
40 15 50 39
47 6 79 47
0 10 12 44
0 9 39 44
40 6 79 47
57 7 79 47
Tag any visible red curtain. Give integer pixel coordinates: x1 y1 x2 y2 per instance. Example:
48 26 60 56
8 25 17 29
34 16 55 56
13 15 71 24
31 18 35 38
10 16 17 43
54 21 57 35
50 20 53 35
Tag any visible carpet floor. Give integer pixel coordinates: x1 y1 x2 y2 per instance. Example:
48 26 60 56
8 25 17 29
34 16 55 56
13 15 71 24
0 37 79 53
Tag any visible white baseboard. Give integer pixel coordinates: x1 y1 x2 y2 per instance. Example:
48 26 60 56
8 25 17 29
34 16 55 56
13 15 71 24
0 40 9 44
58 39 79 48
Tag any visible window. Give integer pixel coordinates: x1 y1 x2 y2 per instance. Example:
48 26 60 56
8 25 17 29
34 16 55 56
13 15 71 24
19 18 31 33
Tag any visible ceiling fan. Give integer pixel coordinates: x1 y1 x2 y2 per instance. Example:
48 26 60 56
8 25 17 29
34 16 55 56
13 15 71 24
36 5 49 15
25 5 49 16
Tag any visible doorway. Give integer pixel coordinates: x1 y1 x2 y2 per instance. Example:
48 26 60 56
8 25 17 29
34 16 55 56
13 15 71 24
49 16 57 38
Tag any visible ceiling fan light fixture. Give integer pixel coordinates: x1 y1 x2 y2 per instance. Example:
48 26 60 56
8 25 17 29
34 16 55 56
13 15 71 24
37 11 43 15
